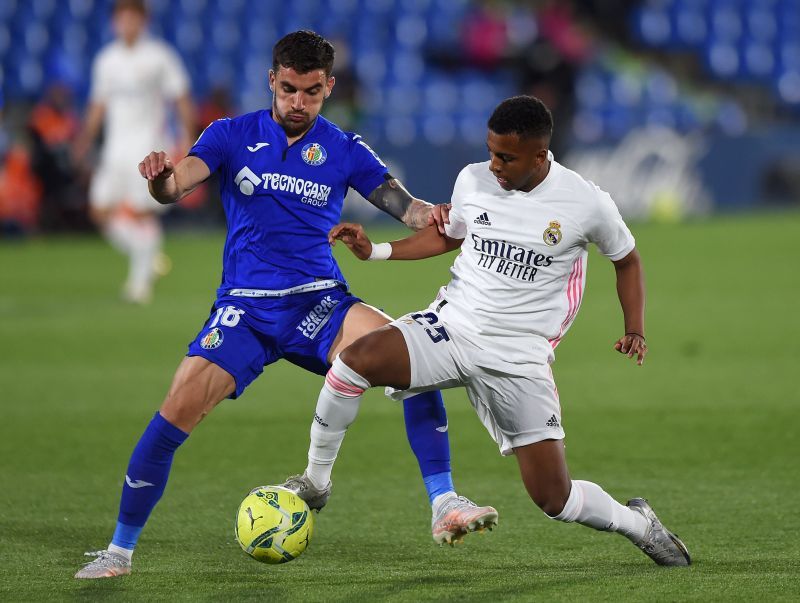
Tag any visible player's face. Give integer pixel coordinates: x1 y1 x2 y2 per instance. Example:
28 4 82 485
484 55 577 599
269 66 335 138
112 8 146 45
486 130 550 193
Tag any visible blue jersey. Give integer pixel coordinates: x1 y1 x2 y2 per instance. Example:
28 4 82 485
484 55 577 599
189 110 388 295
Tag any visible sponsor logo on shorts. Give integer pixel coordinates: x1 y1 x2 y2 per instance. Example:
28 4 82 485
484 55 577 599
297 295 340 340
545 414 560 428
200 327 224 349
543 220 563 246
301 142 327 166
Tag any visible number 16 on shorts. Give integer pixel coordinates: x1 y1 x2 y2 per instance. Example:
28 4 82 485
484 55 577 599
410 312 450 343
210 306 245 328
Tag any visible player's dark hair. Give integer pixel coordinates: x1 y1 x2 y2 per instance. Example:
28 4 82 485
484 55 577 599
488 96 553 141
113 0 147 15
273 30 335 77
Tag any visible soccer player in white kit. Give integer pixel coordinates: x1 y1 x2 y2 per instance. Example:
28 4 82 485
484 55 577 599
74 0 195 303
296 96 691 565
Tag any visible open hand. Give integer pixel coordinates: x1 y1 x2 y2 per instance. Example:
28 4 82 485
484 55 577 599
329 223 373 260
614 334 647 366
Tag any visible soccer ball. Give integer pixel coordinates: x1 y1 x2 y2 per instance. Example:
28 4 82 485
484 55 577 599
235 486 314 564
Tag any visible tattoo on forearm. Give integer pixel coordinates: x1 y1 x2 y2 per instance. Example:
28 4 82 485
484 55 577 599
367 178 432 230
403 200 433 231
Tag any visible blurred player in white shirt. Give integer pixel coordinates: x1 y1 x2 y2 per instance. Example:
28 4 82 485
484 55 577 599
296 96 691 565
74 0 195 303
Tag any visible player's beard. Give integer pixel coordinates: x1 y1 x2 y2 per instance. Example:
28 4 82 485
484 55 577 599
273 99 315 138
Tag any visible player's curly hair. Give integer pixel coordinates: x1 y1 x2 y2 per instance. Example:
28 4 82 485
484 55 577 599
488 96 553 141
273 30 335 77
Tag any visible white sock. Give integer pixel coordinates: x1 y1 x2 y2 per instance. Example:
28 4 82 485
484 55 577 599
305 356 369 489
127 218 162 295
107 543 133 562
551 480 649 543
432 491 457 515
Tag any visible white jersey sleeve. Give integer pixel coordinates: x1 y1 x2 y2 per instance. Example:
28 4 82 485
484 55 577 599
157 43 190 100
584 186 635 261
444 167 470 240
89 49 112 104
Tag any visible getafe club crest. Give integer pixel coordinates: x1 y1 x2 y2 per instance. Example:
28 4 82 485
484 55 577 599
543 220 562 246
301 142 327 166
200 327 223 350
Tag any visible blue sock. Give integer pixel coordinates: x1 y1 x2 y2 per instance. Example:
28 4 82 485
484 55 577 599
111 412 189 551
403 391 454 504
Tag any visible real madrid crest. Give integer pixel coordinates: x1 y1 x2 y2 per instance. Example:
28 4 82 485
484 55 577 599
543 220 562 246
301 142 327 166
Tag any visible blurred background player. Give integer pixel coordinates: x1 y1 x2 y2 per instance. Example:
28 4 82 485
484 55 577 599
296 96 690 564
73 0 195 304
74 30 494 580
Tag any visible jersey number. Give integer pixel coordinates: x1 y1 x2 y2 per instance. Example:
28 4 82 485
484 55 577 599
411 312 450 343
210 306 245 328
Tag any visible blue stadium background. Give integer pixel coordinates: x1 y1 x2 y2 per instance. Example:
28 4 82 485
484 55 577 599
1 0 799 232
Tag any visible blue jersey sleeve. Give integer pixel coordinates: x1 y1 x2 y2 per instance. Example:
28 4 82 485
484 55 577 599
347 134 389 199
188 118 231 174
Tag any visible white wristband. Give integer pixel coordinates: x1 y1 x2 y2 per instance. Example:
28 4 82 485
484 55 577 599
367 242 392 261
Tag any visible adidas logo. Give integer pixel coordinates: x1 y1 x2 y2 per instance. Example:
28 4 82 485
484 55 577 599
545 414 560 428
474 212 491 225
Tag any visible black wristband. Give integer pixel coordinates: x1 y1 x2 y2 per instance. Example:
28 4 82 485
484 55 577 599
625 332 645 340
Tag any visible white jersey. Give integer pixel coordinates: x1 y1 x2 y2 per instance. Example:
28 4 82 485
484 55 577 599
439 157 635 372
90 35 189 166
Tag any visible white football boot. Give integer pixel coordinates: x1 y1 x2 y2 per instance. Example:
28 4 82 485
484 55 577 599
74 550 131 579
627 498 691 566
276 472 332 511
431 494 498 546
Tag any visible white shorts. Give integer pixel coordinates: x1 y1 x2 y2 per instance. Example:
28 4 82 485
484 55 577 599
386 307 565 455
89 160 167 213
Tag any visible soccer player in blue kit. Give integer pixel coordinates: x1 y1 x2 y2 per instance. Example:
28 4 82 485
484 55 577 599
75 30 497 579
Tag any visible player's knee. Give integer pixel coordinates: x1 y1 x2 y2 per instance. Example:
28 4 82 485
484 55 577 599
338 339 376 381
160 381 221 433
528 483 571 517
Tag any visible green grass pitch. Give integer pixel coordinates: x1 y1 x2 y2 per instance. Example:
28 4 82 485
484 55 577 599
1 212 798 601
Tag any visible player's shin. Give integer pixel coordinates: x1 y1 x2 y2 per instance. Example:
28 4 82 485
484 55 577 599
126 217 162 302
111 412 189 558
403 391 454 503
549 480 648 542
305 356 369 489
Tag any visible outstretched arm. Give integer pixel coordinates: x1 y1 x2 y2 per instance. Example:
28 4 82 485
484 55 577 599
329 223 462 261
139 152 210 205
366 177 438 231
612 248 647 365
72 101 105 166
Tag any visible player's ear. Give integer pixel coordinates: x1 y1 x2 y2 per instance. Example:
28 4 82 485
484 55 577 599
324 75 335 99
268 69 275 92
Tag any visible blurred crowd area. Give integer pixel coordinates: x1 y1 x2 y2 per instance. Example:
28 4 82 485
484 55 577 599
1 0 800 235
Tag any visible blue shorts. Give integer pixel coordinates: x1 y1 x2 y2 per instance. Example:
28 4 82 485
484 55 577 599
187 286 362 398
